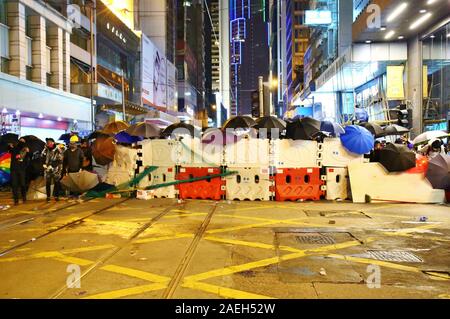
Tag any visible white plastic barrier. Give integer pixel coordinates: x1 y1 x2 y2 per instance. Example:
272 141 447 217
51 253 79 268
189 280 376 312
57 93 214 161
325 167 350 200
224 138 270 167
272 139 318 168
105 168 135 186
151 139 178 166
105 145 138 186
348 162 445 203
137 166 177 198
137 139 152 166
225 166 273 201
321 138 364 168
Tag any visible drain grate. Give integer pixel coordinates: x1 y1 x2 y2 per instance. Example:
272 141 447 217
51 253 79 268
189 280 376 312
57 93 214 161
295 233 336 245
365 250 423 263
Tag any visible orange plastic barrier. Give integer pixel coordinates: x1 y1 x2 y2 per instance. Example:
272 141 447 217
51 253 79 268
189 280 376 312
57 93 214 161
274 168 324 201
176 167 225 200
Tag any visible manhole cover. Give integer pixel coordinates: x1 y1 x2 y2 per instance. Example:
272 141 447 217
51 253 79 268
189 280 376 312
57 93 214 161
365 250 423 263
295 233 336 245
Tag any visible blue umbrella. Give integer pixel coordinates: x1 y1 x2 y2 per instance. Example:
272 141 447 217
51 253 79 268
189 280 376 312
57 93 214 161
320 121 345 137
340 125 374 154
114 131 142 144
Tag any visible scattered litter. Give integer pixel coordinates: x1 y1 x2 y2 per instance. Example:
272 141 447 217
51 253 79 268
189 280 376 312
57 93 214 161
8 240 15 243
177 199 183 204
418 216 428 222
319 212 326 216
30 238 36 241
136 190 155 200
319 268 327 276
82 239 88 243
335 198 343 202
105 193 121 199
328 220 336 224
138 257 147 261
130 251 136 256
0 205 10 211
227 200 232 204
75 291 87 296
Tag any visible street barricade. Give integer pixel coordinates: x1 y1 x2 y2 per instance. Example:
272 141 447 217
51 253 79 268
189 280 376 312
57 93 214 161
137 165 177 198
105 145 138 186
272 139 318 168
225 166 272 201
325 167 350 200
274 167 324 201
321 138 364 168
176 167 225 200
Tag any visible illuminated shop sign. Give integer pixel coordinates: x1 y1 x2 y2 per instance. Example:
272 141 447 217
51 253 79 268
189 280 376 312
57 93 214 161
106 22 127 44
304 10 332 25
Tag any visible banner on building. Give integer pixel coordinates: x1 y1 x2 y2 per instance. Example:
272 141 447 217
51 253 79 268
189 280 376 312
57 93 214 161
386 65 405 100
423 65 428 98
166 61 177 112
141 34 167 110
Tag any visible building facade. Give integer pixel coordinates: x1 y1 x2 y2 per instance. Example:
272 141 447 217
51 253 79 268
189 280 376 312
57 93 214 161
0 0 92 140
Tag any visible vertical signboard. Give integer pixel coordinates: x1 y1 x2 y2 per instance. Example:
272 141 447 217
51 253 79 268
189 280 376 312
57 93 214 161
141 34 168 110
386 65 405 100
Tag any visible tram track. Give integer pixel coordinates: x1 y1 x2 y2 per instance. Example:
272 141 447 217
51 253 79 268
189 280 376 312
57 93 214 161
0 198 130 257
50 199 188 299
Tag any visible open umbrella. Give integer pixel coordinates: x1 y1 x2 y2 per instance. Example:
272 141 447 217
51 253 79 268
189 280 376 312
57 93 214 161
360 122 384 137
378 143 416 172
162 122 199 137
114 131 142 144
320 121 345 137
340 125 374 154
92 136 116 165
413 130 449 146
202 128 242 145
285 117 321 140
126 122 161 138
222 116 256 130
382 124 410 136
21 135 45 155
102 121 130 135
88 130 111 140
254 116 286 130
426 154 450 190
354 108 369 122
0 152 11 185
59 132 79 144
0 133 19 145
61 170 99 193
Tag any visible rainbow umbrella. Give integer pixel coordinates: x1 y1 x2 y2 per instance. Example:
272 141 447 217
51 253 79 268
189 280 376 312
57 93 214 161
0 152 11 185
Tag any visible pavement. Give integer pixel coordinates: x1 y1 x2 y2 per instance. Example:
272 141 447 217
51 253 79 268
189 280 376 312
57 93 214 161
0 197 449 299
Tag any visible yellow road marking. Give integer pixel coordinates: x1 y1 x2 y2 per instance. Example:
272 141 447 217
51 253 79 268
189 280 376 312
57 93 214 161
438 294 450 299
163 213 208 219
83 283 167 299
327 254 422 273
101 265 170 283
134 233 194 244
0 244 115 263
182 280 274 299
204 235 302 253
185 239 365 282
53 253 94 266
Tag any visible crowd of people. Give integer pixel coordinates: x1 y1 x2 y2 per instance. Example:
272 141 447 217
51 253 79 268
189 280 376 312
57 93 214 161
8 136 93 205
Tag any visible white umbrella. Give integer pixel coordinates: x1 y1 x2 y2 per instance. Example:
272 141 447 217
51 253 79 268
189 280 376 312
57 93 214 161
413 130 449 146
61 171 99 193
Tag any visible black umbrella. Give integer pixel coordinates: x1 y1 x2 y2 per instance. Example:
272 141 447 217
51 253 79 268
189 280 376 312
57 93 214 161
378 143 416 172
126 122 161 138
88 130 112 140
382 124 410 136
285 117 321 140
360 122 384 137
21 135 45 155
426 154 450 190
162 122 199 137
0 133 19 145
254 116 286 130
59 132 79 144
222 116 256 130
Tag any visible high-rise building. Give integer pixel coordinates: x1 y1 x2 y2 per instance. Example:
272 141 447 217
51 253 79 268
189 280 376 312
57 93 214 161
230 0 270 116
176 0 206 119
136 0 177 64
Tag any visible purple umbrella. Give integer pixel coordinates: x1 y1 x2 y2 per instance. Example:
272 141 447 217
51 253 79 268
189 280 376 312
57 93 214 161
426 154 450 190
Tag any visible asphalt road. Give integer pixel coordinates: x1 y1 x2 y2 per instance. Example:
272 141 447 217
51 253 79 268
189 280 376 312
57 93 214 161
0 198 449 299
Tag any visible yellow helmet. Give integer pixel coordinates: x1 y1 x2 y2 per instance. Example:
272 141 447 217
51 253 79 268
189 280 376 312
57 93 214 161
69 135 79 143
